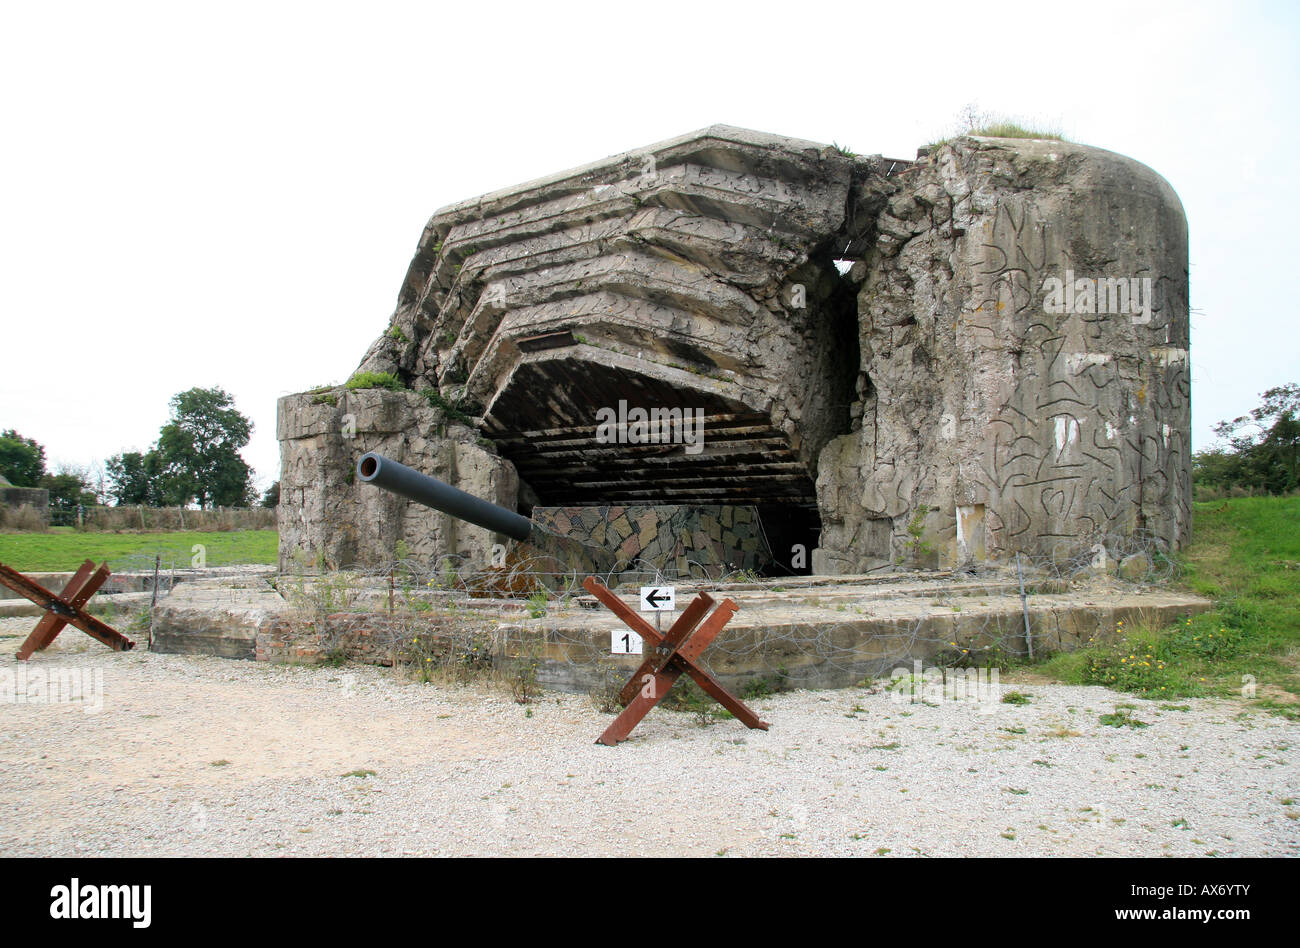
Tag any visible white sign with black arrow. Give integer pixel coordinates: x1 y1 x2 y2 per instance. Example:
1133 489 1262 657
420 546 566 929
639 585 675 612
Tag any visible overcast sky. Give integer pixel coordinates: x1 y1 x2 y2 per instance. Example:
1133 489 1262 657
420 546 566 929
2 0 1297 493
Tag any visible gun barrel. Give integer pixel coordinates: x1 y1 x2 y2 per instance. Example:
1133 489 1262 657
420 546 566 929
356 452 533 543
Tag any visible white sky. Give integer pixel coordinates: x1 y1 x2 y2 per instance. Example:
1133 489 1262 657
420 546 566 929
2 0 1297 493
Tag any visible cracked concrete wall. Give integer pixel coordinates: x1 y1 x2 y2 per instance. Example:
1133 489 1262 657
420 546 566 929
343 126 868 506
532 504 770 574
812 137 1189 572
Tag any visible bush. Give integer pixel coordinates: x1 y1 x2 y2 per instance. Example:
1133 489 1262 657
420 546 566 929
346 371 405 392
404 631 493 685
1080 644 1185 697
419 388 479 425
0 505 47 532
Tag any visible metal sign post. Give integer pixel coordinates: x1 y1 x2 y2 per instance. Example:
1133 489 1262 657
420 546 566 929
641 585 673 636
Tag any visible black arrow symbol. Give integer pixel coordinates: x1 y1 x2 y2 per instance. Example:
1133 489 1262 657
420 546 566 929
644 588 669 608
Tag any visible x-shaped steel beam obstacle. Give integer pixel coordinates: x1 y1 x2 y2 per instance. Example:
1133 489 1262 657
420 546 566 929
582 576 769 746
0 560 135 660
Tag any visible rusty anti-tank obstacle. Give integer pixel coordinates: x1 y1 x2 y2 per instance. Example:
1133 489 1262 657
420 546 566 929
1 560 135 660
581 576 769 745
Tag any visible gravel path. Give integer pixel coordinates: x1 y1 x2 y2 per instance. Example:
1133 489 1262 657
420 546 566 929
2 620 1297 857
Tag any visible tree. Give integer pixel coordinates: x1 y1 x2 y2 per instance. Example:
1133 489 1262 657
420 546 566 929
154 387 255 508
1195 384 1300 494
40 470 96 511
260 480 280 508
81 460 110 506
102 388 258 508
0 429 47 487
106 450 165 506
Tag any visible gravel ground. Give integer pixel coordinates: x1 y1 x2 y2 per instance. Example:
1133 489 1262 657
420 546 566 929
2 618 1297 857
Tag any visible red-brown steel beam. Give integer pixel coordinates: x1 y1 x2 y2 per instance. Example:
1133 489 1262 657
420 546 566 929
614 592 714 706
18 559 97 660
36 561 111 652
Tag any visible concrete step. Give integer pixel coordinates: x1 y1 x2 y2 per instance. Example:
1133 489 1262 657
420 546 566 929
0 564 276 601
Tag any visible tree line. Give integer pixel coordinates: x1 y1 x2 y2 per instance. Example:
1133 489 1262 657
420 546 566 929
1193 384 1299 496
1 387 276 510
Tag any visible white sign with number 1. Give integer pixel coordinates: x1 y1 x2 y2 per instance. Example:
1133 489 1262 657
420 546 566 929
611 630 643 655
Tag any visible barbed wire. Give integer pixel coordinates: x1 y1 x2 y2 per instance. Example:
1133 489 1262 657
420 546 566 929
107 527 1193 694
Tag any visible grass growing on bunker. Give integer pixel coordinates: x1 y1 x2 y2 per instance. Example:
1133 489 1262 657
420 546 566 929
967 122 1066 141
345 370 404 392
1036 496 1300 716
419 388 478 425
925 107 1068 151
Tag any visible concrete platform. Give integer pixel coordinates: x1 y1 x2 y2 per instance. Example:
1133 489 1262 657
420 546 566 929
148 575 291 660
0 591 155 619
146 568 1214 692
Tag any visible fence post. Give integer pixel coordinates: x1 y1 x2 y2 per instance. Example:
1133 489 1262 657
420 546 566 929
1016 552 1033 661
148 554 161 650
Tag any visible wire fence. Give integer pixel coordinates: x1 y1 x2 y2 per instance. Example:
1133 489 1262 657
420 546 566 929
122 527 1194 696
3 505 275 532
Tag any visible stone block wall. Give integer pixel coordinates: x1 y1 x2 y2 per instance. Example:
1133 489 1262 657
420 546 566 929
532 504 771 575
0 486 49 528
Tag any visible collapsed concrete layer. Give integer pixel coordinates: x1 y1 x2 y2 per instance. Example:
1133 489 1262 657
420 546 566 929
278 125 1189 573
354 126 867 508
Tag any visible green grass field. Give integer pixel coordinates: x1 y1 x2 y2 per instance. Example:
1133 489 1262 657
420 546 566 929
1039 495 1300 717
0 528 277 572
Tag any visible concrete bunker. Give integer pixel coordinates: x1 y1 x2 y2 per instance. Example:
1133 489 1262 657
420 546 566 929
276 125 1190 579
